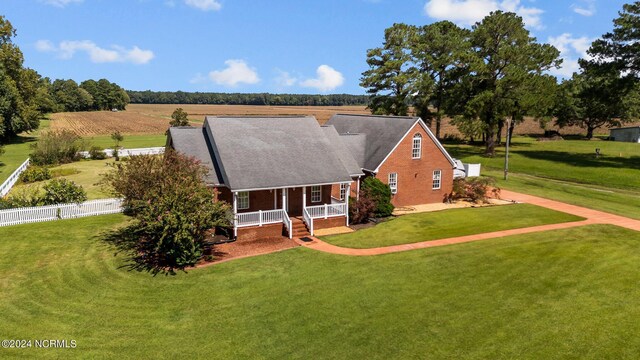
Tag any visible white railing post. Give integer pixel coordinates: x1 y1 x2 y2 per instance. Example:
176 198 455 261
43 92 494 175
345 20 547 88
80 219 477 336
258 210 263 226
324 204 328 219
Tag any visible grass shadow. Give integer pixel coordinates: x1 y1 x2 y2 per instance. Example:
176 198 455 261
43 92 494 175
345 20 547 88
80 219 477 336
100 225 184 276
515 150 640 170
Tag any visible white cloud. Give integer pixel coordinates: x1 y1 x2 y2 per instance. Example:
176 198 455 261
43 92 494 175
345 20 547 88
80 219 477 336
548 33 594 77
274 70 297 87
36 40 155 64
423 0 544 29
571 0 596 17
300 65 345 92
208 59 260 86
40 0 83 7
35 40 55 52
184 0 222 11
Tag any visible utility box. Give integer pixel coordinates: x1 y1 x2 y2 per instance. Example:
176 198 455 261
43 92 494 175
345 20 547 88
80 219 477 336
464 163 481 177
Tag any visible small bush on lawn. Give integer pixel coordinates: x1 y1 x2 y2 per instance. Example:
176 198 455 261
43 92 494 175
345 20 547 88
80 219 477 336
348 191 377 224
88 146 107 160
30 130 83 165
1 186 43 208
361 177 394 217
452 177 500 203
41 179 87 205
101 151 231 273
19 166 52 183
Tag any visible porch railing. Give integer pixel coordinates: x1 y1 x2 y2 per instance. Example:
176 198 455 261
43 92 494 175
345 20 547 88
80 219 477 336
303 208 314 236
303 203 348 236
235 209 292 239
305 203 348 219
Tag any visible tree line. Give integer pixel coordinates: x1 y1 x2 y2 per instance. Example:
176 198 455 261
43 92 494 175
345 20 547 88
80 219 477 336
361 4 640 155
127 90 368 106
0 15 129 142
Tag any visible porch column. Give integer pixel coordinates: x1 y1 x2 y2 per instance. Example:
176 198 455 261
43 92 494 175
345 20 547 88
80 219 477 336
302 186 306 210
282 188 287 212
346 183 351 226
232 191 238 238
273 189 277 209
356 177 361 201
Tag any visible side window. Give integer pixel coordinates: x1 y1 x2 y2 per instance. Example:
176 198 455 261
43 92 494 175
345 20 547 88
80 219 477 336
412 133 422 159
432 170 441 190
339 183 348 200
388 173 398 194
237 191 250 209
311 186 322 202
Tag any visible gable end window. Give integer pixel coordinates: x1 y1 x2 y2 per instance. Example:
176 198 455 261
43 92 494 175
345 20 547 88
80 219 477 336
311 186 322 203
237 191 250 210
432 170 442 190
388 173 398 194
412 133 422 159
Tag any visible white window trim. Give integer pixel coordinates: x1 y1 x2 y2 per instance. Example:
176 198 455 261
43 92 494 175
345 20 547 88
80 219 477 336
311 186 322 203
237 191 250 210
412 134 422 159
388 173 398 194
339 183 348 200
432 170 442 190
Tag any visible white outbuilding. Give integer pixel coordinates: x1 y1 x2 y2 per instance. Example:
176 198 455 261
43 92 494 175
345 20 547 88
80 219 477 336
609 126 640 143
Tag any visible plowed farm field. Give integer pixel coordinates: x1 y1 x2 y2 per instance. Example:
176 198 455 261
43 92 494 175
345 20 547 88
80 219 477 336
50 103 637 137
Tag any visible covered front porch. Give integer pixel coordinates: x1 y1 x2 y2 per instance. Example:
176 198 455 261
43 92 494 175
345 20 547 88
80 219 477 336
230 183 351 239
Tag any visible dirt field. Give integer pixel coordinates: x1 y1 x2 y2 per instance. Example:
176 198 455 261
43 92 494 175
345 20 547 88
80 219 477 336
50 103 638 137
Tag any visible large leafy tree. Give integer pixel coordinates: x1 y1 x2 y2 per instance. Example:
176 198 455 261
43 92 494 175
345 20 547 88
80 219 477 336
0 16 43 140
462 11 561 155
555 62 640 139
588 2 640 76
410 21 471 138
360 23 415 116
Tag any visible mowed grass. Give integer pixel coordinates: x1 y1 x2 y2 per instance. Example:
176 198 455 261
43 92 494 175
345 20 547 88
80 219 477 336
322 204 583 249
9 159 115 200
83 133 167 149
486 168 640 220
0 120 50 183
445 136 640 191
2 215 640 358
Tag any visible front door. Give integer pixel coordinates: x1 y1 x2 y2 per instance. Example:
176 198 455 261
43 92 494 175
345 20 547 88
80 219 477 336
287 187 303 216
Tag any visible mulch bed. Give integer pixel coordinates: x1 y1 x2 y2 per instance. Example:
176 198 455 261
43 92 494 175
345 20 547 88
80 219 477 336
197 236 299 267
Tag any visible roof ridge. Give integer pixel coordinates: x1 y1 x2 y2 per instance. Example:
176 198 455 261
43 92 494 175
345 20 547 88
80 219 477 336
333 113 418 120
205 115 315 119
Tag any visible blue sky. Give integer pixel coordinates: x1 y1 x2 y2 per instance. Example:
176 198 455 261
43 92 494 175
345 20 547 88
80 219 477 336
1 0 630 94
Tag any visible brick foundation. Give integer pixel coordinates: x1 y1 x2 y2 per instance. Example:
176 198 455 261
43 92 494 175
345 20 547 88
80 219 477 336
237 223 286 241
313 216 347 230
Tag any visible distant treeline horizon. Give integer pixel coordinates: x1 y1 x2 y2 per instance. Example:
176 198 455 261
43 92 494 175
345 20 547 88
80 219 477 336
126 90 369 106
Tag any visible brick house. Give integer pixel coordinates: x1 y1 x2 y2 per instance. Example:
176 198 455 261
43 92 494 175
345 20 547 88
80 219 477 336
167 114 454 240
325 114 455 207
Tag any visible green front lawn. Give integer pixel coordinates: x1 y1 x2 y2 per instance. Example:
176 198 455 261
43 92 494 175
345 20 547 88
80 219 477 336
322 204 583 249
1 215 640 358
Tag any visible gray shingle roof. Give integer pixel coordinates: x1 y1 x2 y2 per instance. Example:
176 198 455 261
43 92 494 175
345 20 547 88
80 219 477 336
338 133 367 169
321 126 364 177
168 126 224 186
326 114 420 171
204 116 353 191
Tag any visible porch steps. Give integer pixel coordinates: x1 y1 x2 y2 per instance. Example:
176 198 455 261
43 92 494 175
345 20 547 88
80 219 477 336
290 217 310 238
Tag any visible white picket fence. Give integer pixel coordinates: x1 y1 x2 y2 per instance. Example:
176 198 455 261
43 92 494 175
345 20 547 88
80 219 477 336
78 146 165 158
0 198 123 227
0 159 30 197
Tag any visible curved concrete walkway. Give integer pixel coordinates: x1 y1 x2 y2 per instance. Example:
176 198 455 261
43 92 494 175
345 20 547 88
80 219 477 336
294 190 640 256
